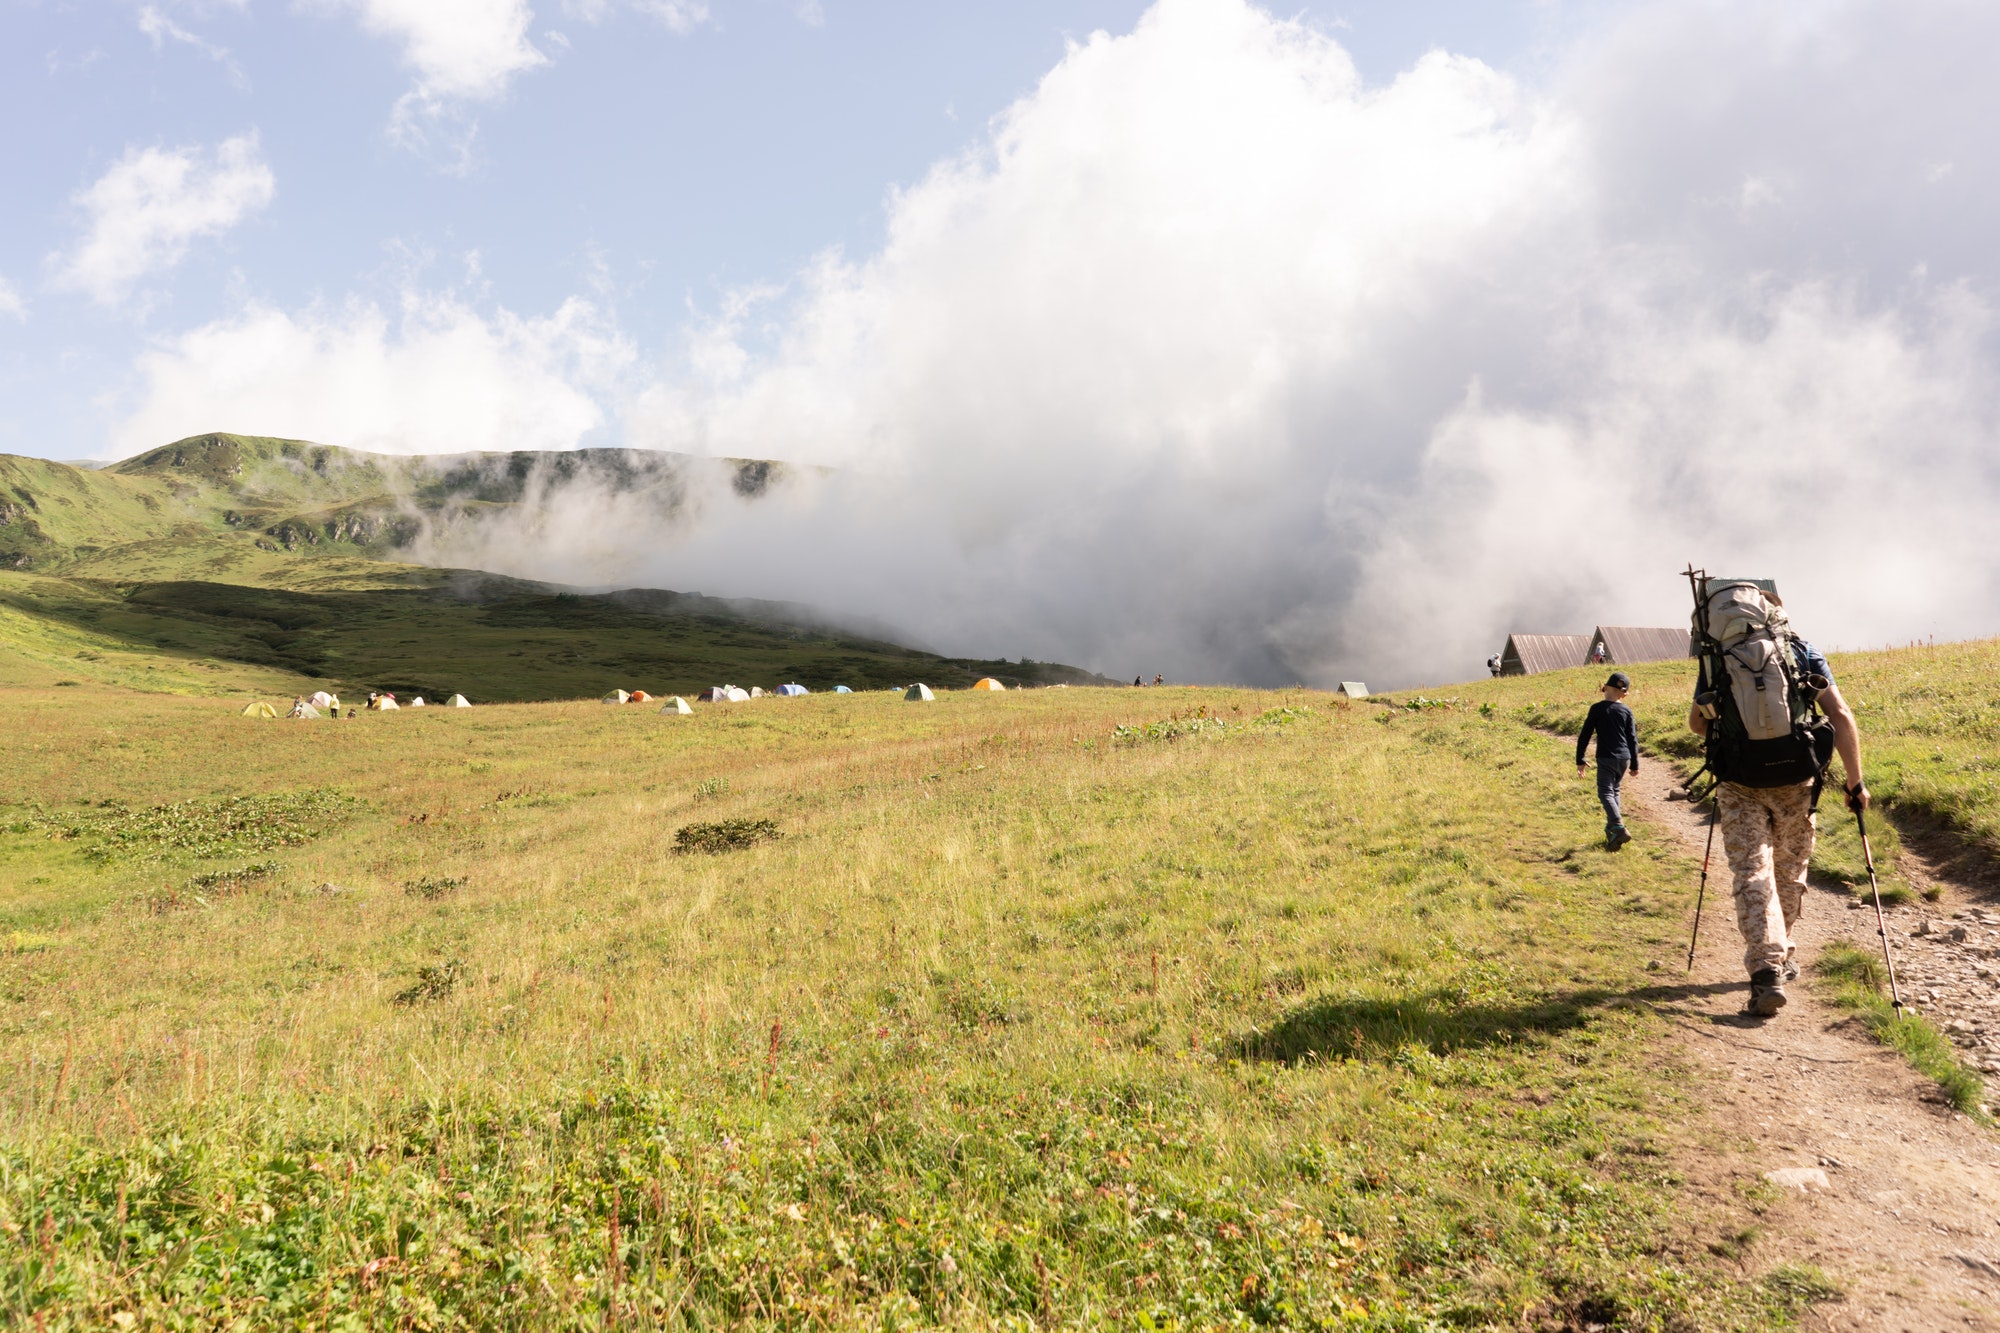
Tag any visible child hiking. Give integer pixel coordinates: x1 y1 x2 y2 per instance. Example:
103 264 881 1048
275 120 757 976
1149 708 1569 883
1577 672 1639 851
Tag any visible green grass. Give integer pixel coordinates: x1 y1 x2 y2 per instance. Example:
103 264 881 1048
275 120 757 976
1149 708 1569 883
0 682 1801 1329
1814 942 1986 1118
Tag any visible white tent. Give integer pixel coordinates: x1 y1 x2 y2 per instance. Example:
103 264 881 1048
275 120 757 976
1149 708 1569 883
776 683 808 696
287 701 320 719
660 696 694 714
725 687 751 702
749 686 766 698
409 697 426 708
309 691 337 709
1338 682 1369 699
376 697 400 711
905 683 935 702
833 685 853 694
446 694 471 708
602 690 630 704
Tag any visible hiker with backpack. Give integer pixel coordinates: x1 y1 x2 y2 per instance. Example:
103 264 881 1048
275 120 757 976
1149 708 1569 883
1577 672 1640 850
1684 575 1868 1018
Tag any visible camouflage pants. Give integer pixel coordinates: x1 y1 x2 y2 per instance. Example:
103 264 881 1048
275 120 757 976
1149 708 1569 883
1717 780 1816 977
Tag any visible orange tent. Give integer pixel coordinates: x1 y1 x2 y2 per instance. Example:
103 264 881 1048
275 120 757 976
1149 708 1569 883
971 677 1006 691
630 690 653 703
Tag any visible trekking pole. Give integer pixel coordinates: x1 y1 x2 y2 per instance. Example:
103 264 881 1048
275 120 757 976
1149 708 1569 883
1686 796 1717 972
1855 803 1905 1009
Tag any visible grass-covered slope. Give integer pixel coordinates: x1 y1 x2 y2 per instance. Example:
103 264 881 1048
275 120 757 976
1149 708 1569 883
0 683 1810 1328
1388 636 2000 900
0 435 1109 698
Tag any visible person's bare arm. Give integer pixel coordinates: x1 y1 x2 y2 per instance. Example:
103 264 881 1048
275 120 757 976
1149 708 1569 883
1818 682 1868 808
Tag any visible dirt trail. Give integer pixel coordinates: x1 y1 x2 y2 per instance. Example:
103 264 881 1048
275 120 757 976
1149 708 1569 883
1622 762 2000 1331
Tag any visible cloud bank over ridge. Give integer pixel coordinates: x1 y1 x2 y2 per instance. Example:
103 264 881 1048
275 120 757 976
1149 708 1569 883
115 0 2000 686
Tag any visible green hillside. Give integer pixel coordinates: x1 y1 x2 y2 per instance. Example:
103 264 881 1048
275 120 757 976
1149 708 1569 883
0 435 1108 699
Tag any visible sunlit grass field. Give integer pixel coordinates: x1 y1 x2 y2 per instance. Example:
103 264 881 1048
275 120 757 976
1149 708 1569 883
0 678 1869 1330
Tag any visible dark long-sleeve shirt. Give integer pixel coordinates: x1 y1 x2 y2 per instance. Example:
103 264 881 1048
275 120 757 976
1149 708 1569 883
1577 700 1639 769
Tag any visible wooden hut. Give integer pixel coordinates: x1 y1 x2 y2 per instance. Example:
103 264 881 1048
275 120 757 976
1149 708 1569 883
1499 633 1593 676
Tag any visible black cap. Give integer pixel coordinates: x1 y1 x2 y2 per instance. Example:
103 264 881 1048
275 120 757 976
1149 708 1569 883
1605 672 1630 690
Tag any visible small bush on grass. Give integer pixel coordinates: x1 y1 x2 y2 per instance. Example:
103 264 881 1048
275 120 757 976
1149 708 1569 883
403 875 465 900
1816 942 1986 1118
393 958 463 1005
674 817 780 854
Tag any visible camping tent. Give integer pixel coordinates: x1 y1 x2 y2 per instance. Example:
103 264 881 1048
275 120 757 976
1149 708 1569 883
630 690 652 703
1498 634 1593 676
1587 626 1693 666
309 691 337 709
661 696 693 714
971 678 1005 691
447 694 471 707
409 697 426 707
833 685 853 694
749 687 766 698
776 683 809 696
905 683 935 702
602 690 630 705
241 701 279 718
288 701 321 719
1338 682 1369 699
376 696 400 710
726 687 751 702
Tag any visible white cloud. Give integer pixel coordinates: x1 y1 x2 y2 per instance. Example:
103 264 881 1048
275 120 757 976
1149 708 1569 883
601 0 2000 685
111 291 634 459
98 0 2000 686
50 132 274 306
633 0 710 34
0 277 26 322
331 0 546 101
137 6 250 89
562 0 710 33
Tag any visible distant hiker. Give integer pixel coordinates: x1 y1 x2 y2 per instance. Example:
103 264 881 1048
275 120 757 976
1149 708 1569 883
1152 674 1164 687
1487 652 1502 678
1134 676 1143 687
1592 642 1607 664
1576 672 1639 851
1687 577 1866 1018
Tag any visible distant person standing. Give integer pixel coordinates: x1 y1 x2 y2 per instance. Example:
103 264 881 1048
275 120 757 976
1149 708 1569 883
1487 652 1503 677
1134 676 1143 687
1152 674 1164 687
1576 672 1639 851
1592 641 1608 664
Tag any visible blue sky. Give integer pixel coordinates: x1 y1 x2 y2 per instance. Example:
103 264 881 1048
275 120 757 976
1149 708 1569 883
0 0 1590 460
5 0 1997 685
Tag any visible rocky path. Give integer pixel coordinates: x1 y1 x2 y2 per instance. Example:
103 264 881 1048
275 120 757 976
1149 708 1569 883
1623 761 2000 1331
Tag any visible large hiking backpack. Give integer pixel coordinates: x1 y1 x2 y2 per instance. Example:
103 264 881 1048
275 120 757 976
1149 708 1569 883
1689 575 1836 793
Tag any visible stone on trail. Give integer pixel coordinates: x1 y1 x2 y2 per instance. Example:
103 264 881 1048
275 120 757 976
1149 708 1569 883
1763 1167 1831 1191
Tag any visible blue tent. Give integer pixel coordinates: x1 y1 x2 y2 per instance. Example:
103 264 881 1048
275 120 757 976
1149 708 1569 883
776 682 809 697
833 685 853 694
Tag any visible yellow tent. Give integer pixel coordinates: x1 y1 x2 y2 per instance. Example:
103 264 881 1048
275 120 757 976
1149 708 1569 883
240 701 279 718
971 677 1005 691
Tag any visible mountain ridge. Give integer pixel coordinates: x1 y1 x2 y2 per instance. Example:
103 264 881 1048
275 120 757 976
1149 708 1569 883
0 433 1112 699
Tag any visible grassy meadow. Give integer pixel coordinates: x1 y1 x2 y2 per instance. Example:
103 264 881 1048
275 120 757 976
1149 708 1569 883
1 678 1816 1330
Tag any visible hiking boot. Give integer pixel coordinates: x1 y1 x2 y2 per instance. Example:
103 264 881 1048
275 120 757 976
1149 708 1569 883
1747 968 1788 1017
1605 828 1632 852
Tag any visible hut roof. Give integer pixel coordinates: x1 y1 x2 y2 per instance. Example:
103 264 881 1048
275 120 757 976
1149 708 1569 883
1500 633 1592 676
1591 626 1692 665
